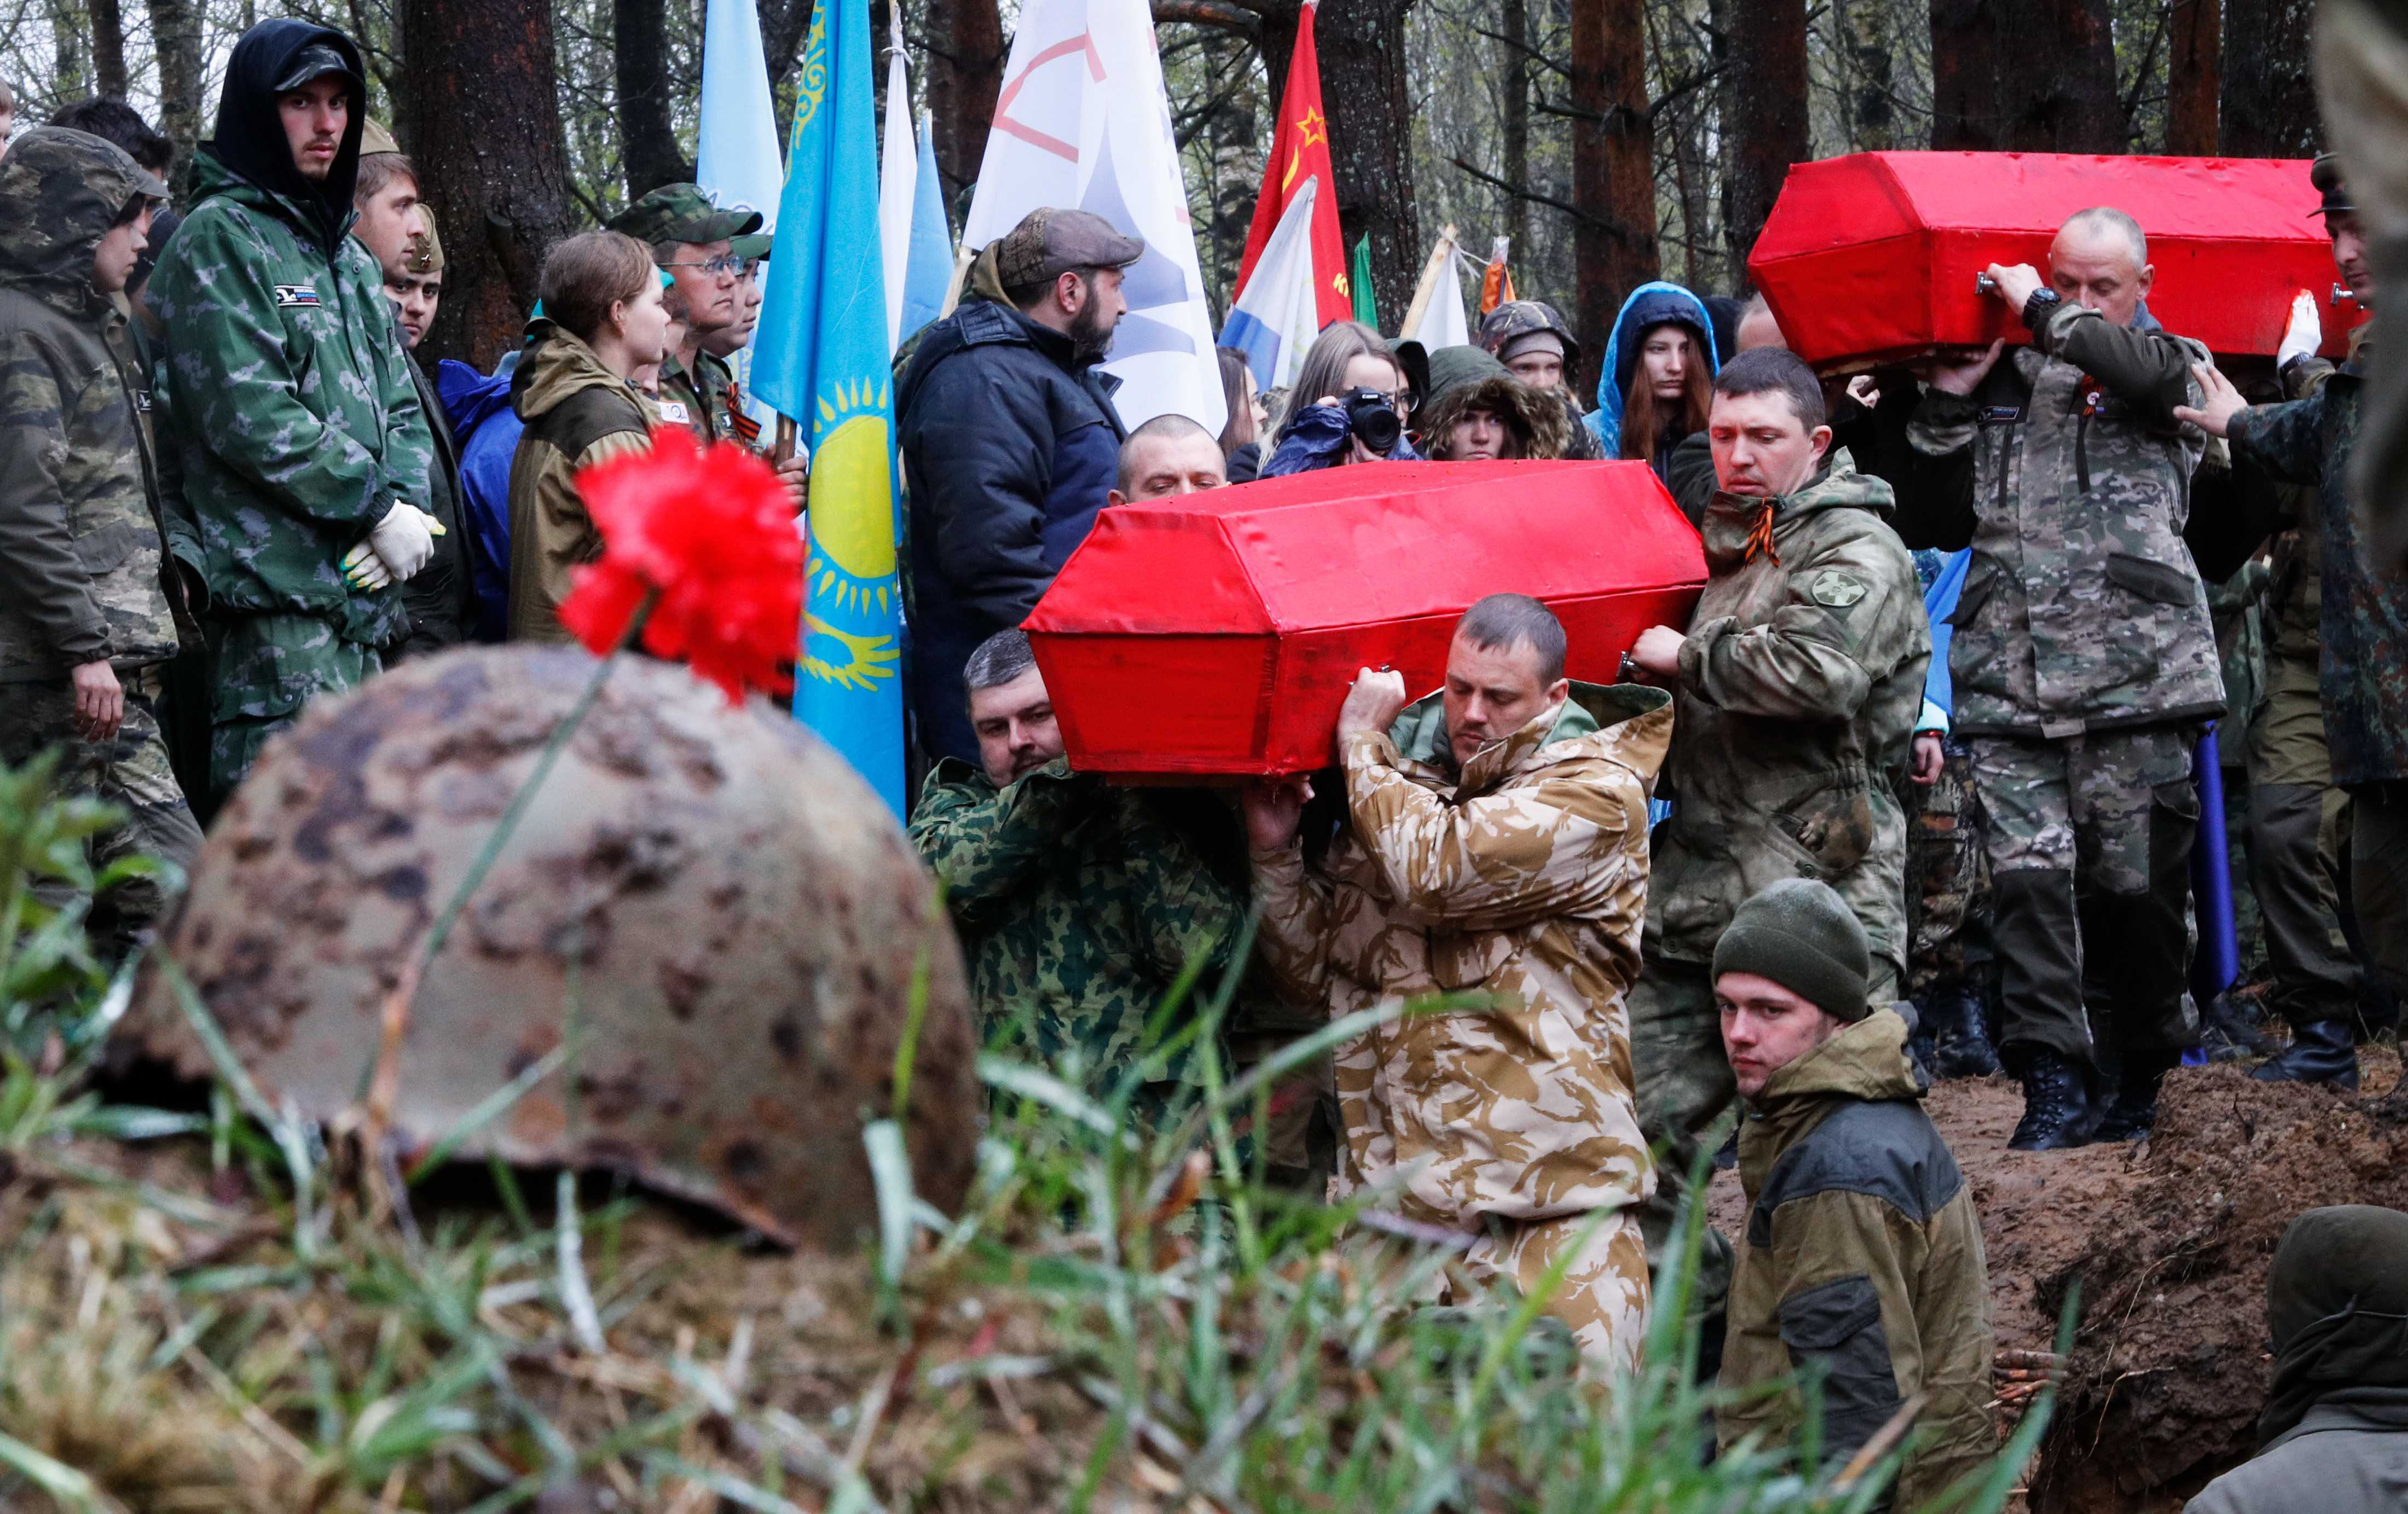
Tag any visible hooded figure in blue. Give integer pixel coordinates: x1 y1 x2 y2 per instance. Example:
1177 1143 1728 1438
1585 282 1721 485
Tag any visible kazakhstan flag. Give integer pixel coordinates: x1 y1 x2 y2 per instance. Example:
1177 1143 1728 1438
752 0 905 814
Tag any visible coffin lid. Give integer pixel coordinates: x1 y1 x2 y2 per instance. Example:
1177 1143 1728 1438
1026 460 1704 638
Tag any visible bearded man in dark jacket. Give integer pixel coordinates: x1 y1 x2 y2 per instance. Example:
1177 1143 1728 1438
896 207 1139 767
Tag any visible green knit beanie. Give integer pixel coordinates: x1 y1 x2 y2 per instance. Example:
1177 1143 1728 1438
1710 878 1871 1022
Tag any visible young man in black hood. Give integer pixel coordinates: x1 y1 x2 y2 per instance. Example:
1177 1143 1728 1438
146 20 441 806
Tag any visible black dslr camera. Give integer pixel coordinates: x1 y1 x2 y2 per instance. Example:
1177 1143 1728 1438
1337 386 1403 457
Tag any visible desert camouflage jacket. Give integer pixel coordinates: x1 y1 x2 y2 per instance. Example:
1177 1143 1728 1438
147 150 430 648
1249 683 1671 1230
1650 451 1928 977
0 127 190 683
911 757 1253 1096
1907 299 2222 736
2229 347 2408 787
1720 1010 1994 1509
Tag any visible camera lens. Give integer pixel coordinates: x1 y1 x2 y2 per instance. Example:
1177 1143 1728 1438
1347 389 1403 456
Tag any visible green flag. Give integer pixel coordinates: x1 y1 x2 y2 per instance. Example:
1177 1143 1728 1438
1350 234 1379 329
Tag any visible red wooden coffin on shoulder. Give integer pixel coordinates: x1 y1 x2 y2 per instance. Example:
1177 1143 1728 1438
1747 152 2368 372
1022 461 1705 779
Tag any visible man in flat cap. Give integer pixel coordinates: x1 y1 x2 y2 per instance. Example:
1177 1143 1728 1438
146 20 440 805
604 184 762 447
1478 299 1602 459
896 206 1141 767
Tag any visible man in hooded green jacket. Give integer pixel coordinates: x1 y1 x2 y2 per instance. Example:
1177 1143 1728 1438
146 20 438 805
0 126 199 957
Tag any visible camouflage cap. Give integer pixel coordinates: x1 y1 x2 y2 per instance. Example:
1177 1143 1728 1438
605 184 763 247
992 207 1144 291
273 42 361 94
406 209 443 274
2311 151 2355 220
360 119 400 156
730 229 772 262
1478 300 1581 370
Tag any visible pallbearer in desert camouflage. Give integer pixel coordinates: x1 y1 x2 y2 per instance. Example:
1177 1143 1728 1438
0 125 200 959
1245 595 1670 1373
1908 207 2221 1150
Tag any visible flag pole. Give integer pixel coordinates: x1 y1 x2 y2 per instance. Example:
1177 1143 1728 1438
1401 223 1458 339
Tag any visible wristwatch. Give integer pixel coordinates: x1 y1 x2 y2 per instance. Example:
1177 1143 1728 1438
2022 287 2064 328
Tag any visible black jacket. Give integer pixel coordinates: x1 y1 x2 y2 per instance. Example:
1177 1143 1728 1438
394 352 470 659
896 296 1125 765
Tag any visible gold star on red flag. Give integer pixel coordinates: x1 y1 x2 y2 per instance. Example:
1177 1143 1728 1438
1294 107 1327 148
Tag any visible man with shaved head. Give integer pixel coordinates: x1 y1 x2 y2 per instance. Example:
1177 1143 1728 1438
1109 413 1226 503
1904 207 2222 1151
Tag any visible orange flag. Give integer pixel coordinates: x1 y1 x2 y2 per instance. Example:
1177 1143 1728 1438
1479 236 1515 316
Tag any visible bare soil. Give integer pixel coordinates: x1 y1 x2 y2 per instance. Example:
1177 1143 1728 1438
1710 1049 2408 1514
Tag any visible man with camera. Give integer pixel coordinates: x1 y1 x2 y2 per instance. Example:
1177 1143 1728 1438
1623 347 1930 1339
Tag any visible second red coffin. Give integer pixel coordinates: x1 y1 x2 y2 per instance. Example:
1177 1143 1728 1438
1023 460 1706 780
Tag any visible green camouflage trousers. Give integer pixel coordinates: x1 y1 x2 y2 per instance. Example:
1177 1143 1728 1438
206 614 379 805
0 667 203 959
1906 739 1991 999
1629 953 1901 1320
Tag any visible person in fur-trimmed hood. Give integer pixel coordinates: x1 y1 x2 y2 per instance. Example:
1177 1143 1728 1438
1415 345 1575 461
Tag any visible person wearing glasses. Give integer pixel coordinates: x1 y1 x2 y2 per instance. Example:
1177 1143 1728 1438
602 184 761 446
1260 321 1425 475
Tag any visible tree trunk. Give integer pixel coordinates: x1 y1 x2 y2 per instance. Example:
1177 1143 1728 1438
1930 0 2120 151
87 0 130 98
145 0 206 192
49 0 90 101
924 0 1004 211
2166 0 2221 154
398 0 578 369
1500 0 1529 259
2219 0 2317 155
1571 0 1655 402
760 0 819 92
615 0 692 200
1722 0 1806 284
1313 0 1420 326
1832 0 1896 149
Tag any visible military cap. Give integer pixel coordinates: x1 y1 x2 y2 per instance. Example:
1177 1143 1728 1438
605 184 763 247
1479 299 1582 372
406 210 443 274
360 119 400 156
730 229 773 262
992 207 1144 291
2311 152 2355 220
273 42 360 94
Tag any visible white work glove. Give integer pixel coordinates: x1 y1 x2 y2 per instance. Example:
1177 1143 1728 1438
344 504 444 592
2277 289 2322 369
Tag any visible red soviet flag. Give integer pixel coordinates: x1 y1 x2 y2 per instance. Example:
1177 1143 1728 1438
1231 1 1352 330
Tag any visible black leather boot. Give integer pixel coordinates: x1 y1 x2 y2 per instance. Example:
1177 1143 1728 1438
2094 1048 2181 1141
2008 1048 2096 1151
1924 988 2001 1079
2252 1018 2361 1090
2198 992 2277 1061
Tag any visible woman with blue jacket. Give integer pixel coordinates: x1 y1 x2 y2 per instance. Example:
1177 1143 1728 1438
1585 282 1721 488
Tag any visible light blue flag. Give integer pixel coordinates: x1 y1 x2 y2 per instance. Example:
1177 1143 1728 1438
899 111 952 344
752 0 906 814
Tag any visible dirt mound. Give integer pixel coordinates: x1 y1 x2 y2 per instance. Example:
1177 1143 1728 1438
2027 1058 2408 1513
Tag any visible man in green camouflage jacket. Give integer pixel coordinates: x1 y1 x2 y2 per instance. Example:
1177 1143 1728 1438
145 21 439 807
604 185 759 445
0 126 198 958
1907 207 2220 1150
2180 154 2408 1092
1626 347 1929 1327
910 629 1256 1129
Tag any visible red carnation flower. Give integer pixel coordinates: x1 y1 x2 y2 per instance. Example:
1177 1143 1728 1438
557 428 803 704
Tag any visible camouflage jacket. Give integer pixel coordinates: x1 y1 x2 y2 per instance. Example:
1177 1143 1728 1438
147 150 430 648
1651 451 1929 977
1720 1010 1994 1509
910 758 1252 1095
2228 351 2408 787
0 127 190 683
1250 684 1671 1230
655 350 731 444
1906 299 2222 736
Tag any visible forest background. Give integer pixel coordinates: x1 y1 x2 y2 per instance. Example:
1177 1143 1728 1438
0 0 2322 394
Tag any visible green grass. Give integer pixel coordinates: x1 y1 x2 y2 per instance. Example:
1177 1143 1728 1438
0 755 2053 1513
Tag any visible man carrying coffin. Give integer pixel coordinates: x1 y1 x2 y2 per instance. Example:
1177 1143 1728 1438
1242 595 1673 1373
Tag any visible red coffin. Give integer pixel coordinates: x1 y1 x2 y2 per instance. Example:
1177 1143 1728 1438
1022 461 1705 779
1748 152 2368 371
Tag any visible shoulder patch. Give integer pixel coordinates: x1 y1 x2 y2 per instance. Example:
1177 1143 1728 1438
1810 570 1869 608
271 285 321 308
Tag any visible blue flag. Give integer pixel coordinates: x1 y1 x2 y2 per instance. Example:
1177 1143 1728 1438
899 111 953 344
753 0 905 814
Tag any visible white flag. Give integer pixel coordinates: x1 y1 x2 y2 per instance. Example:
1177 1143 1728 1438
962 0 1226 433
1404 247 1472 351
878 15 916 350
